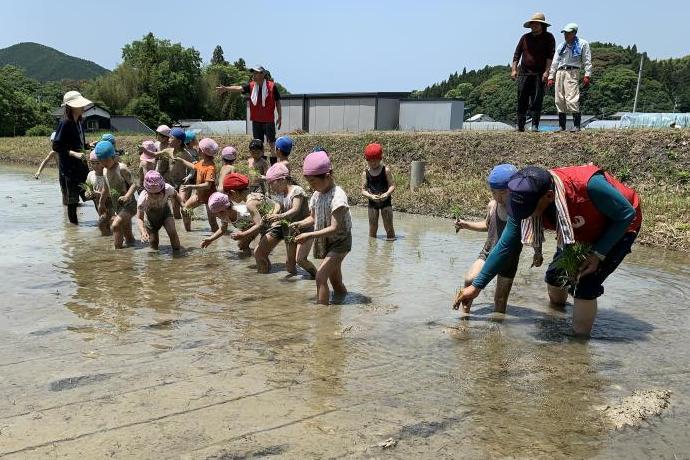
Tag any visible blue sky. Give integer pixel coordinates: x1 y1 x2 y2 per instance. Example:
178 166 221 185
1 0 686 93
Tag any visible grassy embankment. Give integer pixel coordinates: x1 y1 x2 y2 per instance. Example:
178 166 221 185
2 130 689 250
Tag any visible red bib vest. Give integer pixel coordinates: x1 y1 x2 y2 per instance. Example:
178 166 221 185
248 80 276 123
544 165 642 243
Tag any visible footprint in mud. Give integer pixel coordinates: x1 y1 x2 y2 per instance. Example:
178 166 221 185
205 444 289 460
49 373 115 392
599 389 672 430
357 303 399 314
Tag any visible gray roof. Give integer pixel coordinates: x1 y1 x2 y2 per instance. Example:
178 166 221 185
51 105 111 119
281 92 411 100
185 120 246 135
110 116 153 133
462 121 513 131
585 120 623 129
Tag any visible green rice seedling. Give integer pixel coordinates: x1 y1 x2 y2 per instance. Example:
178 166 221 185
278 219 299 244
234 219 253 231
450 205 462 220
553 242 592 286
109 189 122 214
258 200 275 217
181 206 196 220
80 181 95 199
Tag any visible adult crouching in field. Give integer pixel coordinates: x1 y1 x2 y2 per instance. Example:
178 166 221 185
548 23 592 132
215 65 282 164
511 12 555 132
455 165 642 337
52 91 93 224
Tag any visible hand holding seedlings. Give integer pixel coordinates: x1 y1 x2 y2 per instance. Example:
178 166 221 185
578 252 601 278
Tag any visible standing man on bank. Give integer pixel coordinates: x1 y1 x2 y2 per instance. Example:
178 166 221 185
512 12 556 132
216 65 282 164
548 23 592 131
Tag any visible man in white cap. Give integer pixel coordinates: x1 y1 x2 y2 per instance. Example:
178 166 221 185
512 12 556 132
548 23 592 132
216 65 282 164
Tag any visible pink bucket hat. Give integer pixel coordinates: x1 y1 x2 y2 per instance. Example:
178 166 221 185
303 150 332 176
143 170 165 193
199 138 219 157
208 192 230 213
266 162 290 182
156 125 171 136
221 146 237 161
140 140 158 163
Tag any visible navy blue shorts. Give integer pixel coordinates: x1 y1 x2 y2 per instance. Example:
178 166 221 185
545 232 637 300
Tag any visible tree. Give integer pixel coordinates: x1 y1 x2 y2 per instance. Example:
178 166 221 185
125 95 169 128
211 45 227 65
234 58 246 71
201 63 250 120
466 73 516 122
444 82 473 99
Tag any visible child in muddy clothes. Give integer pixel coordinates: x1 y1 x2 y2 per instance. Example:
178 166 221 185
137 141 159 191
96 141 138 249
361 143 396 241
84 150 113 236
256 162 317 277
137 171 182 251
291 151 352 305
166 127 195 219
453 164 543 313
248 138 269 193
217 146 237 191
202 174 259 253
175 138 220 232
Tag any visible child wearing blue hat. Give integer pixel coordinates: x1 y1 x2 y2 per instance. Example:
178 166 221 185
453 164 543 313
275 136 293 168
96 141 137 249
167 127 196 219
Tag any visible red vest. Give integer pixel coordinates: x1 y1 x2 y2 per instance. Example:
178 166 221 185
544 165 642 243
248 80 276 123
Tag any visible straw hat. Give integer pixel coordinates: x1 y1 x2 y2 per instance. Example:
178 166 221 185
524 12 550 28
61 91 93 108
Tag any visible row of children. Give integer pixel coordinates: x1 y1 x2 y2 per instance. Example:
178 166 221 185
43 121 399 305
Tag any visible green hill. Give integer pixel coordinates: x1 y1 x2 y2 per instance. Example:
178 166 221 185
0 42 109 81
417 43 690 122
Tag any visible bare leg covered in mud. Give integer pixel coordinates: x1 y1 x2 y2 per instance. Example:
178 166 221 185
381 206 396 241
205 205 219 233
294 239 317 278
111 213 135 249
548 284 597 337
368 207 379 238
255 234 281 273
316 252 348 305
150 217 181 251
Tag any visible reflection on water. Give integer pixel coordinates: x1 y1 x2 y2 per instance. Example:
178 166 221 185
1 166 690 458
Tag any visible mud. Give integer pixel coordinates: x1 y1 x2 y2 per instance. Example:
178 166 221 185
1 166 690 458
602 390 672 430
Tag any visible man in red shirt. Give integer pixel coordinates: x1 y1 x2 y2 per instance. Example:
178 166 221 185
511 12 556 132
216 65 282 164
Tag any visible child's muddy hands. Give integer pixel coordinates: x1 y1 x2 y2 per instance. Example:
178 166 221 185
200 238 212 248
34 173 40 180
453 285 480 311
532 254 544 268
230 232 243 240
118 195 129 204
265 214 281 224
141 230 149 242
294 233 312 245
454 219 468 232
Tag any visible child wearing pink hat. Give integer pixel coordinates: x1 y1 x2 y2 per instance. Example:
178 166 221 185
137 140 159 191
136 170 182 251
173 137 220 232
255 162 317 277
291 151 352 305
217 146 237 192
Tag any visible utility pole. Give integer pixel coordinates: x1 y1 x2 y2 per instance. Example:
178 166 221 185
632 52 645 113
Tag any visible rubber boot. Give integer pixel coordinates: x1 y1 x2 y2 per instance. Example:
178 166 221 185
558 113 567 131
571 112 582 132
517 115 527 132
67 203 78 224
531 113 541 132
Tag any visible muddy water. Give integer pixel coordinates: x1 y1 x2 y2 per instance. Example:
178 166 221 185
1 165 689 459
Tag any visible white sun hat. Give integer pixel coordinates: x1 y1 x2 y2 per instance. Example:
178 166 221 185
61 91 93 108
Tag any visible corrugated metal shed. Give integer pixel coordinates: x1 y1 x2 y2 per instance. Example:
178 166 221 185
399 99 465 131
247 92 410 134
585 120 623 130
